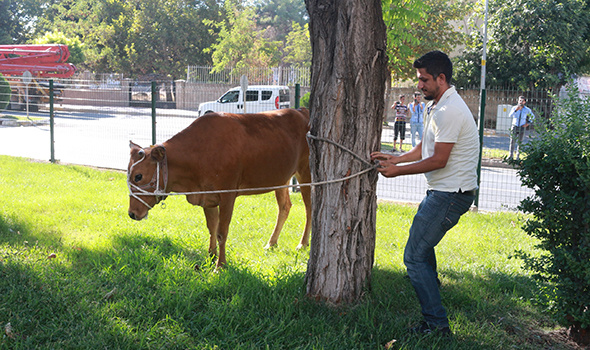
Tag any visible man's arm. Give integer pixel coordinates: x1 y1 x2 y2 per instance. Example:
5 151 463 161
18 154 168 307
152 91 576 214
508 106 518 119
371 142 454 178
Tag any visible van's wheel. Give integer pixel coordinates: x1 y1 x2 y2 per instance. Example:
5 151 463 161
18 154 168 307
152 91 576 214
205 110 214 115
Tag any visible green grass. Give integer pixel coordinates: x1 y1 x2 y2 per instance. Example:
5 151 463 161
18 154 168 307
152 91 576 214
0 114 44 121
0 155 565 349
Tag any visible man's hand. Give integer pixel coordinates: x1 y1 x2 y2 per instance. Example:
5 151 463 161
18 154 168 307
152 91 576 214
371 152 402 178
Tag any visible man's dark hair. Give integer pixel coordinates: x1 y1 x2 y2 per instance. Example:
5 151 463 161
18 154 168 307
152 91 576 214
413 51 453 85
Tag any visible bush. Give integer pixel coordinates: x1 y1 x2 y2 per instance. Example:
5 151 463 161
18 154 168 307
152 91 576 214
0 74 11 110
512 83 590 345
300 92 310 108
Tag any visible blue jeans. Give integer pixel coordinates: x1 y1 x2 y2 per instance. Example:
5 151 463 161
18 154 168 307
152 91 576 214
410 123 424 147
403 190 474 327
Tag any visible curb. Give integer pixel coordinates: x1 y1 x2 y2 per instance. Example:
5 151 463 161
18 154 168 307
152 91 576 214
0 118 50 127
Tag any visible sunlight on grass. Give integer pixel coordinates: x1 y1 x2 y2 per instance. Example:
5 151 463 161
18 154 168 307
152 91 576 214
0 155 563 349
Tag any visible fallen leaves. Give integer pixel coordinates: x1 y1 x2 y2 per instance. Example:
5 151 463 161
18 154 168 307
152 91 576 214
4 322 15 339
103 287 117 300
384 338 397 349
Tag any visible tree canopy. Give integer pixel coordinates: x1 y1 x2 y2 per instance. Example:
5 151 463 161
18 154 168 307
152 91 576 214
1 0 224 79
9 0 588 86
382 0 470 81
453 0 590 89
204 0 283 71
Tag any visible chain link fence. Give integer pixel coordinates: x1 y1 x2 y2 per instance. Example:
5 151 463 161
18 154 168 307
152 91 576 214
1 72 554 211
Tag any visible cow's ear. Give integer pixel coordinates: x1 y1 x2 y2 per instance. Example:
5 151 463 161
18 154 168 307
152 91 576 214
130 140 141 150
129 141 143 158
151 145 166 162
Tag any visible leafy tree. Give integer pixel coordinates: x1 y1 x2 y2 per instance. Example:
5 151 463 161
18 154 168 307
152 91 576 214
204 0 282 71
34 0 221 78
283 22 311 68
32 31 86 65
454 0 590 89
0 1 17 44
382 0 426 80
255 0 308 42
382 0 468 81
407 0 470 78
0 0 48 44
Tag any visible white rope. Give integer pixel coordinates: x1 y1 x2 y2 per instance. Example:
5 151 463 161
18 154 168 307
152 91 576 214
127 134 378 201
127 151 167 208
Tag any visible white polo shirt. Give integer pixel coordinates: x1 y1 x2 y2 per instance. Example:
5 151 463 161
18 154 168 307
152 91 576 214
421 86 479 192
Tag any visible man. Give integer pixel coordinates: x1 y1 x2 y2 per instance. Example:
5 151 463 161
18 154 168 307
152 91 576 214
391 95 409 151
508 96 535 160
408 92 425 147
371 51 479 337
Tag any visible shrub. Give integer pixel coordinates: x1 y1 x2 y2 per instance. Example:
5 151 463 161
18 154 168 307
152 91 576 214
0 74 11 110
300 92 310 108
512 82 590 345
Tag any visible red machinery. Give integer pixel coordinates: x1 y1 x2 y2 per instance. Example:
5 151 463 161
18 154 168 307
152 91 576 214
0 44 76 111
0 44 76 78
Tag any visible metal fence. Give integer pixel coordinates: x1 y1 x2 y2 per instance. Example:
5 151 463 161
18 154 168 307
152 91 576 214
0 76 548 212
186 66 311 87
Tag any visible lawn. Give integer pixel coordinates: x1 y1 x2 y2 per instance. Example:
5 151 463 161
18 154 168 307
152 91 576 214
0 155 571 349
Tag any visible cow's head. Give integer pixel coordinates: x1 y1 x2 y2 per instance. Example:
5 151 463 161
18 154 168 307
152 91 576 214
127 141 168 220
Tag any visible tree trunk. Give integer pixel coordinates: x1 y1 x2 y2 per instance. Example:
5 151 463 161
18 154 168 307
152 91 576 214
304 0 387 303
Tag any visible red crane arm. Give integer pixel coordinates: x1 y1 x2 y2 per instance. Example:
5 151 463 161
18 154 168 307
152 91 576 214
0 44 76 78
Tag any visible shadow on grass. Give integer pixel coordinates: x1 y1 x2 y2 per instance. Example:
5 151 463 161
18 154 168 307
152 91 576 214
0 212 568 350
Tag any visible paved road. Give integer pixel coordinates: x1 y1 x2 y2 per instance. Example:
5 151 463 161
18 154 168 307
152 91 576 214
0 106 533 211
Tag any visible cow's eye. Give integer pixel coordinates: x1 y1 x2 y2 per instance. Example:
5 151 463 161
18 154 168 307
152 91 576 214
134 174 143 183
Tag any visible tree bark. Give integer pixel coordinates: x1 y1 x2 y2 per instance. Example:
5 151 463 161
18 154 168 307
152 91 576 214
304 0 387 303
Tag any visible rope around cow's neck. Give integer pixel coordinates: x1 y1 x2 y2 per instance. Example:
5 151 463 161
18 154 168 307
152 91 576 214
127 150 168 209
127 133 379 205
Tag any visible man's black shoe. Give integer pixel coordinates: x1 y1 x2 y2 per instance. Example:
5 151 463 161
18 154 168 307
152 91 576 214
408 321 452 337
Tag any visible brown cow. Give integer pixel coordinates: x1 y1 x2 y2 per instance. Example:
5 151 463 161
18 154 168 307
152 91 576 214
127 108 312 268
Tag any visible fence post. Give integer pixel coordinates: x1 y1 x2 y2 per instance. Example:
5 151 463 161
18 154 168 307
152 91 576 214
49 80 55 163
475 88 486 208
295 83 300 108
151 81 156 145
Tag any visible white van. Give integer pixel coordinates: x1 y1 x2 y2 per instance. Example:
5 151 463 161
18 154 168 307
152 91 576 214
197 85 290 117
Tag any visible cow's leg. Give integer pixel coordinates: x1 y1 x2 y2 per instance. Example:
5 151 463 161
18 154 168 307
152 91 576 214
216 194 236 268
264 186 292 249
296 169 312 250
203 206 219 259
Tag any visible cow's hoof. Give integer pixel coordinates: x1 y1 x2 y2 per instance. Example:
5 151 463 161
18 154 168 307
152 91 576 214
213 264 227 273
264 243 278 250
296 243 309 250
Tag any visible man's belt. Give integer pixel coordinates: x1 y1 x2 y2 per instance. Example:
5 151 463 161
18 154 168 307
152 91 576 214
458 189 477 196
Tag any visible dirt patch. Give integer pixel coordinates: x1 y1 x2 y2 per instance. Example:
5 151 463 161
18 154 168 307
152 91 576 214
527 328 589 350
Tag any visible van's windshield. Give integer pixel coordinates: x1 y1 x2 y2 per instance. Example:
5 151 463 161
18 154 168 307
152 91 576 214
220 91 239 103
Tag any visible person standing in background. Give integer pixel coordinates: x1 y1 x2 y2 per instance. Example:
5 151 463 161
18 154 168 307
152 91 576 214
508 96 535 160
408 92 425 147
391 95 409 151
